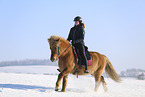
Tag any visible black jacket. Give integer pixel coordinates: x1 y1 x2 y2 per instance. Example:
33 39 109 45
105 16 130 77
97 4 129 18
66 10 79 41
67 24 85 45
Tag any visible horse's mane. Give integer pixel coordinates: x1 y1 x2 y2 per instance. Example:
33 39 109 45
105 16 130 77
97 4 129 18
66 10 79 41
48 35 70 45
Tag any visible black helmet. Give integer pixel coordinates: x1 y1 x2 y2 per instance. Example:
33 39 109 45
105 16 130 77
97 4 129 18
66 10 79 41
74 16 82 22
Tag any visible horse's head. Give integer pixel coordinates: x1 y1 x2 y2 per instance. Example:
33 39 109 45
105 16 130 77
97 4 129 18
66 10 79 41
48 36 61 62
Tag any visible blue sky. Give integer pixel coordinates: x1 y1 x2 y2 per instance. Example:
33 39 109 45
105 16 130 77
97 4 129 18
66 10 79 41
0 0 145 71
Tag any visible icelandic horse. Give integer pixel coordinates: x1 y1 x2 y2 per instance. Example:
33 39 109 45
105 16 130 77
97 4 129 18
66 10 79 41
48 35 121 92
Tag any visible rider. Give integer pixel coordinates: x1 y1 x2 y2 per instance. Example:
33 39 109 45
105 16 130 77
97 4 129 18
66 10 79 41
67 16 89 73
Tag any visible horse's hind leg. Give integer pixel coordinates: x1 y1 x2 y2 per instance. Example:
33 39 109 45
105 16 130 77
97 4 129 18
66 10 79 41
93 73 101 92
94 77 101 92
93 68 105 92
101 76 108 92
61 75 68 92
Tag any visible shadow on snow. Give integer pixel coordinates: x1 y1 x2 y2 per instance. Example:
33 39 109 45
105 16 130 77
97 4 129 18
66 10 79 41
0 84 89 93
0 84 54 92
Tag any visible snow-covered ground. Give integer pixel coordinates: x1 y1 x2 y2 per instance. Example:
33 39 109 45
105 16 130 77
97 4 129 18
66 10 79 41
0 66 145 97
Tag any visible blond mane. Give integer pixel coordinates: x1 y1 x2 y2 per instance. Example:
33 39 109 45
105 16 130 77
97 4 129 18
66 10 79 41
48 35 70 47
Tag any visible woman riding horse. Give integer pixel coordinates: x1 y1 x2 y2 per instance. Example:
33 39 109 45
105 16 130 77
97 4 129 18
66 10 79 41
48 35 121 92
67 16 89 73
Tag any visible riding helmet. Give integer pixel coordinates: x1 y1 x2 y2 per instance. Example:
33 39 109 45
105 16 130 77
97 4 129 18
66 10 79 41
74 16 82 22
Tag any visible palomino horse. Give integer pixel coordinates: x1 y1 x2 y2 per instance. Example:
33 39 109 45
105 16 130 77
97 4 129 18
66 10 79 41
48 35 121 92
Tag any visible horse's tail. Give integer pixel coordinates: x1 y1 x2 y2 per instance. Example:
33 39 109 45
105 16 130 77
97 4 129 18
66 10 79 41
104 55 121 82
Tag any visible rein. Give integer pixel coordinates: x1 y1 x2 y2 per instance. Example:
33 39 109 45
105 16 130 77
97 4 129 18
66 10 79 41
55 44 71 59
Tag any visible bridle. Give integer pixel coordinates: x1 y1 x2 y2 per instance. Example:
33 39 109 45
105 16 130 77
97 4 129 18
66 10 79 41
52 44 71 59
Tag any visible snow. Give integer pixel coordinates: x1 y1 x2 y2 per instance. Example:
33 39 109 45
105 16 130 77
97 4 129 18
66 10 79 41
0 66 145 97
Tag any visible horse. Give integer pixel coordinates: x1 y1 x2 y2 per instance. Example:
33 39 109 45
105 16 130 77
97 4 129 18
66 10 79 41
48 35 121 92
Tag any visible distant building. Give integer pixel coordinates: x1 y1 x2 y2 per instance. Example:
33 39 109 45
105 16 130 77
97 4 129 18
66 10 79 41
137 73 145 80
120 69 145 80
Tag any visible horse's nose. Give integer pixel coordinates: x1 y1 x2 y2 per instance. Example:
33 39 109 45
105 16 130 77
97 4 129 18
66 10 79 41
51 58 55 62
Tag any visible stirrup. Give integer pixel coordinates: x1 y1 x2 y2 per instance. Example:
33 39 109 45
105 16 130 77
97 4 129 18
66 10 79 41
84 70 89 73
73 69 78 78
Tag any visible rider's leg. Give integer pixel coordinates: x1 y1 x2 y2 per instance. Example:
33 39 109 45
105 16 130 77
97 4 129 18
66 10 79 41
75 43 89 73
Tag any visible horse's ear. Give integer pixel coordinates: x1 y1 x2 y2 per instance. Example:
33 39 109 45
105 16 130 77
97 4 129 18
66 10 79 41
48 38 50 41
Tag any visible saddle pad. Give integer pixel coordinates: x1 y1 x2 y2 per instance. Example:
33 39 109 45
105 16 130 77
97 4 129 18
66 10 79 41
87 56 92 66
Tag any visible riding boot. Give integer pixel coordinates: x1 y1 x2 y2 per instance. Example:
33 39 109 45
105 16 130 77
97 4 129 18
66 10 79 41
84 64 89 73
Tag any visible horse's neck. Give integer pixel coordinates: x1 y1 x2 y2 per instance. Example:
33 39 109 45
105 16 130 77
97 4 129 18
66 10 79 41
60 45 74 59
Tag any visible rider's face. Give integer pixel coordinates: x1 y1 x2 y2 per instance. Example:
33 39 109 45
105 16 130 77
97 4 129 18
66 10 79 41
75 21 79 26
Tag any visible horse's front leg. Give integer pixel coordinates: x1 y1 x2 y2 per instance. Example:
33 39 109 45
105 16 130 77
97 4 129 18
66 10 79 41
55 68 69 92
61 75 68 92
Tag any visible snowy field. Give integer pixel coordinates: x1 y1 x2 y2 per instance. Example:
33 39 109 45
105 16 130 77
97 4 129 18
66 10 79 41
0 66 145 97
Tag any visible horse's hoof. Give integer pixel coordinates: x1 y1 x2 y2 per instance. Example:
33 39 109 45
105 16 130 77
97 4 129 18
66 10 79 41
61 90 66 92
55 88 59 91
104 87 108 92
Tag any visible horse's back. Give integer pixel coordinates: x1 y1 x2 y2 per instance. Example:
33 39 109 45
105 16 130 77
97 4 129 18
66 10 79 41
89 51 107 69
89 51 105 59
